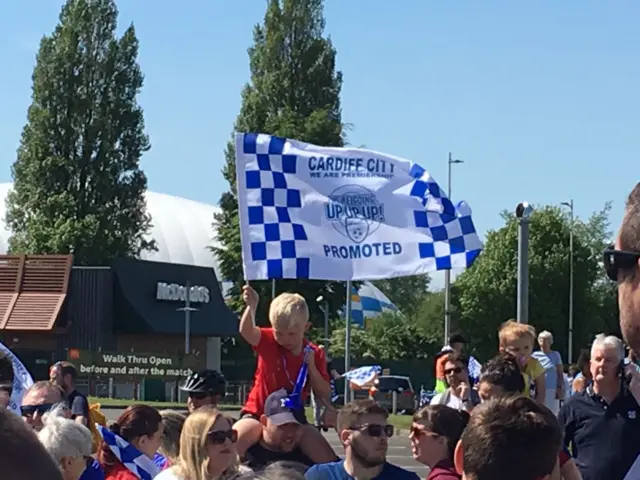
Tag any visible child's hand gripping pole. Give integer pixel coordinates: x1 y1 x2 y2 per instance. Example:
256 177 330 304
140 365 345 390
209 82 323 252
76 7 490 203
282 345 314 410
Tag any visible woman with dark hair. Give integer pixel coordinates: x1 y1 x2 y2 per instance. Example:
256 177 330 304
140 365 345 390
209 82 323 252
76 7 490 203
410 405 469 479
97 405 163 480
476 353 583 480
476 353 525 402
571 348 592 394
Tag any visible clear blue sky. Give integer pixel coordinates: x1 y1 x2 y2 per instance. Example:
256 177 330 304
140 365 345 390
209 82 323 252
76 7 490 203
1 1 638 288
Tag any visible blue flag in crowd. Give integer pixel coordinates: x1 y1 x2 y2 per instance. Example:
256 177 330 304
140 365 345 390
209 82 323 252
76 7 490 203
342 365 382 387
96 424 161 480
468 356 482 384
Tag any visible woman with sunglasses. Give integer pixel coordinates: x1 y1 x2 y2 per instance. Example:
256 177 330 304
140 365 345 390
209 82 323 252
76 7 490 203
410 405 469 480
156 405 242 480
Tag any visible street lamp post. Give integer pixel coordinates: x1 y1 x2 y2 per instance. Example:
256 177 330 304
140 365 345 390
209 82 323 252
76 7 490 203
177 281 198 355
516 202 534 323
562 200 575 363
317 296 330 351
444 153 464 344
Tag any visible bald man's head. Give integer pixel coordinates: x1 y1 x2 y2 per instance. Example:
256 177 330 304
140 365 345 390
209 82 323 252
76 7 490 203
21 381 66 431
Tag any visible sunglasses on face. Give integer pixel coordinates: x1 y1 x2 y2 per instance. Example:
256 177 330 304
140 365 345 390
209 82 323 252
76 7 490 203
444 367 463 375
351 423 394 438
603 246 640 282
20 403 55 417
208 429 238 445
410 426 438 439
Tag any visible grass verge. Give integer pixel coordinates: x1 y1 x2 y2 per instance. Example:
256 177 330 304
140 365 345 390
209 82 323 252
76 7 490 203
89 397 414 431
88 396 237 411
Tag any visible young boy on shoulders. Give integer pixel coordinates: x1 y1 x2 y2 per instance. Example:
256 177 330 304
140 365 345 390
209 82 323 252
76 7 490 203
234 285 338 464
497 320 546 404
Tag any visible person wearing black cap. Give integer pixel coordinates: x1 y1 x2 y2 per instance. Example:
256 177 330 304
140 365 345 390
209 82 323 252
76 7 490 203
242 388 329 471
179 369 227 413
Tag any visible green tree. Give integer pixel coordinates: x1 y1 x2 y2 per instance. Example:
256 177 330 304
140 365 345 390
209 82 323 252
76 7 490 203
366 313 437 360
6 0 153 264
573 203 619 336
213 0 347 324
330 313 438 361
414 290 448 342
453 205 616 361
373 275 430 321
329 326 375 360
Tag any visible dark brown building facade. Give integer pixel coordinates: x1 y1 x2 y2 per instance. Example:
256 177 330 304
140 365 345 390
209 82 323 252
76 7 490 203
0 255 237 383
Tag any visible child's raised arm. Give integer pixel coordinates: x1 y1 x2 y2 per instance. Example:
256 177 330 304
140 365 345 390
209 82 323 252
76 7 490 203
240 284 261 346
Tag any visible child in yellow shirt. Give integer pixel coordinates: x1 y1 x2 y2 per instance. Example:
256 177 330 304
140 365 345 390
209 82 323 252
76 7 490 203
498 320 546 404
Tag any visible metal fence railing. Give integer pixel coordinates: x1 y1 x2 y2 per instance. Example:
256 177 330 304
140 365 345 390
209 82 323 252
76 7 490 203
76 379 253 406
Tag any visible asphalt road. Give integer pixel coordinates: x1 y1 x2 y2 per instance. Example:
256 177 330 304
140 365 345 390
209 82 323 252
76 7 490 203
104 408 428 476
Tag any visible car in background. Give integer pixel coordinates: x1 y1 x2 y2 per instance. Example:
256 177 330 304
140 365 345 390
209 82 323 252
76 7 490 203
352 375 417 414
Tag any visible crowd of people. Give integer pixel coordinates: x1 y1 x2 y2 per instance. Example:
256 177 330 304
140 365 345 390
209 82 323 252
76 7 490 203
0 182 640 480
0 360 570 480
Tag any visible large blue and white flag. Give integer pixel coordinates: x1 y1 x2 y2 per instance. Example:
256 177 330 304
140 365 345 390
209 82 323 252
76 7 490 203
351 281 400 327
0 340 34 415
235 133 483 281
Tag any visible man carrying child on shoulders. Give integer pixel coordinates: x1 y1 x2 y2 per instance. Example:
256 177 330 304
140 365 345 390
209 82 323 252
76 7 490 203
233 285 339 464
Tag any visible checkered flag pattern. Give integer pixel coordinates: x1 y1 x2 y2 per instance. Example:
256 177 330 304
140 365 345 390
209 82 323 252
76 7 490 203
96 424 160 480
241 133 310 279
236 132 483 281
408 163 481 270
350 281 401 328
342 365 382 387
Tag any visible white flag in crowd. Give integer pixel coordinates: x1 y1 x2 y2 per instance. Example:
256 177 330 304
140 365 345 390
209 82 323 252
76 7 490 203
235 133 483 281
342 365 382 387
0 340 34 414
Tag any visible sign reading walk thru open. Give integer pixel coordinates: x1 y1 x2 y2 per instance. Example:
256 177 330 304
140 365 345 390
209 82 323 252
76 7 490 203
67 349 196 378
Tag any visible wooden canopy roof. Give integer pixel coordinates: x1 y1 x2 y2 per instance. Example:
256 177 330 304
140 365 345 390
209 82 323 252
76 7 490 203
0 255 72 331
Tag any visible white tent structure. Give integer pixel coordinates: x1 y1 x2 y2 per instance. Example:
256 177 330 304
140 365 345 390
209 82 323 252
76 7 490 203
0 183 224 276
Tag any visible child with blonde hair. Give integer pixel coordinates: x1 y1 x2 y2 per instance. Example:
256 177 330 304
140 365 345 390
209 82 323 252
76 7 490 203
498 320 546 404
233 285 337 464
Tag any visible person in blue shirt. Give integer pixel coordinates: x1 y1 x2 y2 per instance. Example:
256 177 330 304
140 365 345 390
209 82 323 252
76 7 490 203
80 458 105 480
305 399 419 480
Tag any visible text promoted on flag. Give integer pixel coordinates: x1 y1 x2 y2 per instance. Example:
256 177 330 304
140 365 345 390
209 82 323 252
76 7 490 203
235 133 483 281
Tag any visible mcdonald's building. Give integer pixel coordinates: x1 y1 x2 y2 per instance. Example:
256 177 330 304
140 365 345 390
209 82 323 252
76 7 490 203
0 184 238 400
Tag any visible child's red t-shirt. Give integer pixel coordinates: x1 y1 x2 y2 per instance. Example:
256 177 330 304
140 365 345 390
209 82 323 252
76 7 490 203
243 327 330 416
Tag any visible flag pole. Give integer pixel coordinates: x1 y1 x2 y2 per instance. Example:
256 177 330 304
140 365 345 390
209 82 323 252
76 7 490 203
344 280 352 405
271 279 276 300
